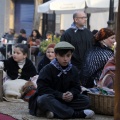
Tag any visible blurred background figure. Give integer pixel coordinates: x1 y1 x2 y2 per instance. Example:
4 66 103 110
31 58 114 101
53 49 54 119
17 29 27 43
0 29 15 58
28 29 42 46
27 29 42 56
13 33 19 44
92 29 98 35
60 29 65 36
37 43 56 73
45 31 53 41
2 29 15 43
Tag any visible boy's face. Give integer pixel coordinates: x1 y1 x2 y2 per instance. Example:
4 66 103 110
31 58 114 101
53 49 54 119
13 47 27 62
55 50 72 66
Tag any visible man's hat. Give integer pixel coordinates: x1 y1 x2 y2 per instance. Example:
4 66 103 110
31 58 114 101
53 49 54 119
54 41 75 50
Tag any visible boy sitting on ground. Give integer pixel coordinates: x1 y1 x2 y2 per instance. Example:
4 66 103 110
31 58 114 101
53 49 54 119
29 41 94 119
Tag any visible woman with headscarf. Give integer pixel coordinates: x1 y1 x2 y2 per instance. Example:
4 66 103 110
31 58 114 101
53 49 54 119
79 28 116 88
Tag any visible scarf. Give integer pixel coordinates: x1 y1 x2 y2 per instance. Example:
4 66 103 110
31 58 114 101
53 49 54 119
70 22 86 33
50 58 72 77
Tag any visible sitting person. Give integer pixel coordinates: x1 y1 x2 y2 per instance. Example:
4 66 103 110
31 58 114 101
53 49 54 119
13 33 19 44
45 31 53 41
79 28 115 88
0 44 37 101
29 41 94 119
0 29 15 58
97 43 116 89
17 29 27 43
37 43 56 73
2 28 15 42
27 29 42 56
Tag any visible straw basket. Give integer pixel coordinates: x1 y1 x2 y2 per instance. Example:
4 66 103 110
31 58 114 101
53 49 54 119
88 92 114 115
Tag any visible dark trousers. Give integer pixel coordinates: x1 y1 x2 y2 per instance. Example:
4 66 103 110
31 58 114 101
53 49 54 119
37 94 90 119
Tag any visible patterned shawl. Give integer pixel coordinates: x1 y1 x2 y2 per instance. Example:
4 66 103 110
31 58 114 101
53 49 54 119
50 58 72 77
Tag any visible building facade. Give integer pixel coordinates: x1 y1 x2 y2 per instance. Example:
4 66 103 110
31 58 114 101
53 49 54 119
0 0 58 38
0 0 116 39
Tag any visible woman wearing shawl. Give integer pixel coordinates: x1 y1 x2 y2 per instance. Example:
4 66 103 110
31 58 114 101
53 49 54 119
97 43 116 89
79 28 116 88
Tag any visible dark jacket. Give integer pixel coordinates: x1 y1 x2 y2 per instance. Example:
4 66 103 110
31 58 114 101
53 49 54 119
29 63 81 115
60 28 93 71
17 35 27 43
37 55 50 73
2 57 37 80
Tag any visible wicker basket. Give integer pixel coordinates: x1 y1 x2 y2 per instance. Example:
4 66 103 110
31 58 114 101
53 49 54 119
88 92 114 115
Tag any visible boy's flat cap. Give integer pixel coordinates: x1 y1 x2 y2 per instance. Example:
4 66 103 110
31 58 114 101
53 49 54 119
55 41 75 50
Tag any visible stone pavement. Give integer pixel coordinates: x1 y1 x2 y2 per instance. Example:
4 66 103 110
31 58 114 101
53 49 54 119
0 101 114 120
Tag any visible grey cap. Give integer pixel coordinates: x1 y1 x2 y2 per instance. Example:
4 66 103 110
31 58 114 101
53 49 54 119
54 41 75 50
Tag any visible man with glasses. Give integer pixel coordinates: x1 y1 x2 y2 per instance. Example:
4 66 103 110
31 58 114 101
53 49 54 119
60 11 93 72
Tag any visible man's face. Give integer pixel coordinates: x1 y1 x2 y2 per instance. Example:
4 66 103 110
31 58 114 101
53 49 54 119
55 51 72 66
74 12 87 27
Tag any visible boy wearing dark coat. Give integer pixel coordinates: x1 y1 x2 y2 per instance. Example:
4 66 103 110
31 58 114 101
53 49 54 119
29 41 94 119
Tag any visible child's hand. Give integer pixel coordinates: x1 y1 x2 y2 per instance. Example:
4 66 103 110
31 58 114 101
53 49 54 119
62 91 73 102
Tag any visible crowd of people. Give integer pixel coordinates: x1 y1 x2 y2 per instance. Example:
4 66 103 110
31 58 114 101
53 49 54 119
0 10 116 119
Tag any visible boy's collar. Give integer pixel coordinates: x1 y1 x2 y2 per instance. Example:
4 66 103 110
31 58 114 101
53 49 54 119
50 58 72 77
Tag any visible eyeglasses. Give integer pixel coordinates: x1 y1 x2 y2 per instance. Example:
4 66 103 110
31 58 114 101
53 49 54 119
76 17 87 20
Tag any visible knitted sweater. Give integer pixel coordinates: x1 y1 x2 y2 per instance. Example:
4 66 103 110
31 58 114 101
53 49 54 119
60 27 93 71
79 43 114 88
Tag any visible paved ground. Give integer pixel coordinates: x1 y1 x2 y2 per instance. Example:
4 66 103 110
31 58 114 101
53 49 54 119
0 50 114 120
0 101 114 120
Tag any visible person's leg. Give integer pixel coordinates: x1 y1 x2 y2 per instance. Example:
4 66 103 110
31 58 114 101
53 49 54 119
67 94 90 110
37 94 74 119
66 94 94 118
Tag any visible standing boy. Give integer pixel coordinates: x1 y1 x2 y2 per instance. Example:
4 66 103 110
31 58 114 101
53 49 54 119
29 41 94 119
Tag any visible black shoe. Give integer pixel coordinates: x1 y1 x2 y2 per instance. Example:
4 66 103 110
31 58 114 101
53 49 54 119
36 108 45 117
73 109 94 118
